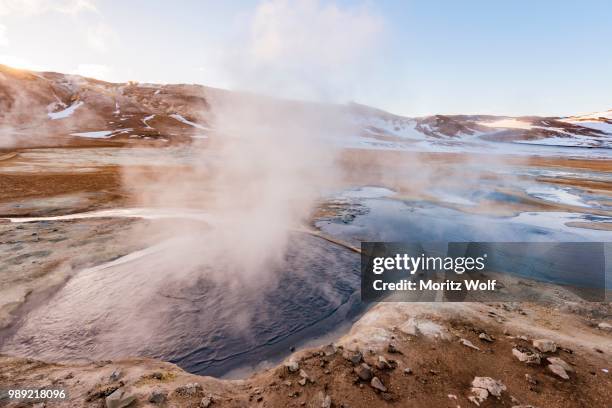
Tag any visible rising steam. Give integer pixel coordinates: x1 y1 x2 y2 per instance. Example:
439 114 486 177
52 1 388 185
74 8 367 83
124 0 384 285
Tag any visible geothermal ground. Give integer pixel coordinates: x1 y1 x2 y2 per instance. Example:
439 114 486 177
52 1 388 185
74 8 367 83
0 66 611 407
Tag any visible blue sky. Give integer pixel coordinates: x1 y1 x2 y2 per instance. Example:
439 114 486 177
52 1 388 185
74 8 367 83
1 0 610 116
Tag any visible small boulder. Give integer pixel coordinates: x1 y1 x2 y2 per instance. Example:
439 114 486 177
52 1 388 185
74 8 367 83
109 369 122 382
314 391 331 408
512 348 541 364
547 364 569 380
299 369 310 380
343 350 363 365
285 360 300 373
468 387 489 406
460 338 481 350
403 367 413 375
546 357 573 372
524 374 537 385
354 363 373 381
479 333 494 342
322 394 332 408
597 322 612 331
387 343 400 354
148 390 167 404
533 339 556 353
370 376 387 392
322 344 337 356
376 355 391 370
200 395 213 408
105 388 136 408
472 377 506 397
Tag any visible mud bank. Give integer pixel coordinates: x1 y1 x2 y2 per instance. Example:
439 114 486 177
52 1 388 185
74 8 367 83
1 290 610 407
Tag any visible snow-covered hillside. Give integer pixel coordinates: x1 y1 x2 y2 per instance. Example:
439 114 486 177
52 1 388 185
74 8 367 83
0 64 610 152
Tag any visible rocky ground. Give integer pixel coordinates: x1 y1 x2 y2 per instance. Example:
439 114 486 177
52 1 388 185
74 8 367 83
1 295 610 407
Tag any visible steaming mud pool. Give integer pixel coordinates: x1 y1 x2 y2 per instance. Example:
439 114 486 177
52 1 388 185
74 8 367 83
0 231 363 378
1 185 610 379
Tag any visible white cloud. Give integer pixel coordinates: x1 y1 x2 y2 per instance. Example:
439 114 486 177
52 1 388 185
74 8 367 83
0 24 8 46
225 0 384 101
250 0 381 68
71 63 112 80
86 22 118 52
0 0 97 16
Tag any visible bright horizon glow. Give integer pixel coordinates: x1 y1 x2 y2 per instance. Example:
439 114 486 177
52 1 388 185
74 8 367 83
0 0 611 117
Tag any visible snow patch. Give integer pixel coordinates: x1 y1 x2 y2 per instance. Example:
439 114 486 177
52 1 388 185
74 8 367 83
479 118 533 129
142 114 155 129
170 114 208 130
339 186 396 199
70 130 113 139
48 101 84 120
525 185 589 208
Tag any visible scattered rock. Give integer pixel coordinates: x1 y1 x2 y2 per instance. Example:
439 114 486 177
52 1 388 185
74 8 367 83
376 355 391 370
285 360 300 373
105 388 136 408
354 363 373 381
597 322 612 331
403 368 413 375
314 391 331 408
387 343 400 354
547 364 569 380
473 377 506 397
298 378 307 386
525 374 537 385
109 369 122 382
151 372 163 380
343 350 363 365
370 377 387 392
322 344 337 356
460 338 481 350
149 390 166 404
479 333 494 342
512 348 541 364
546 357 573 372
200 395 213 407
468 387 489 406
299 369 311 382
533 339 556 353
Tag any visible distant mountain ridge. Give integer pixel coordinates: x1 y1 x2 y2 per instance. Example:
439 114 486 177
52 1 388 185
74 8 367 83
0 64 610 149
